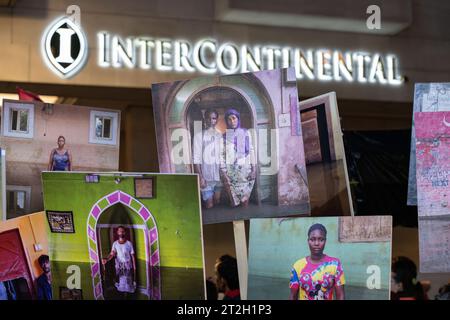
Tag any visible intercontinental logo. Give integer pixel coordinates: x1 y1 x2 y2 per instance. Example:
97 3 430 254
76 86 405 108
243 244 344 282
41 6 88 79
41 6 404 86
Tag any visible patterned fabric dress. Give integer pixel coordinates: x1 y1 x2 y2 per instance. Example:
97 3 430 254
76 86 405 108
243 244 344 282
220 127 255 206
289 255 345 300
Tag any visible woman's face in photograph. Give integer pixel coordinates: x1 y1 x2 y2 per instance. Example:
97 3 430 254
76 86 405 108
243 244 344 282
308 229 326 255
227 114 239 129
206 112 218 128
58 137 65 148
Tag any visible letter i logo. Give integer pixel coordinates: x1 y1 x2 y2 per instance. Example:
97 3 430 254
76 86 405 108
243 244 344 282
42 5 88 78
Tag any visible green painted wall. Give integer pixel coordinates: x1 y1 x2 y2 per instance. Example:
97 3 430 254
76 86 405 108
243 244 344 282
42 172 205 299
249 217 391 290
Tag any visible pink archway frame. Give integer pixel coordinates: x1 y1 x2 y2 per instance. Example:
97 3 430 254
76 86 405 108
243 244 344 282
86 190 160 300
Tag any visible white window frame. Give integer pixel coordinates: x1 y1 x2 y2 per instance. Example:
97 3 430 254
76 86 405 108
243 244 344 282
2 102 35 139
89 110 119 145
6 185 31 216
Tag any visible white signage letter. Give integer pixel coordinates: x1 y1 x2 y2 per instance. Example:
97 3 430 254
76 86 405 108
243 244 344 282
217 42 240 74
316 49 333 81
55 28 76 63
193 39 217 74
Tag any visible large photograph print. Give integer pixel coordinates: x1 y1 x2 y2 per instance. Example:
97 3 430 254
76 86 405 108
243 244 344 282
0 99 121 220
152 68 310 224
248 216 392 300
42 172 205 300
0 212 49 300
300 92 353 216
407 83 450 206
414 111 450 273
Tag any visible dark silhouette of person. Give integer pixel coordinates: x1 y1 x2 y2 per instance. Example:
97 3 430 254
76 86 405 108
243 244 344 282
215 254 240 300
391 256 427 300
36 254 52 300
206 277 218 300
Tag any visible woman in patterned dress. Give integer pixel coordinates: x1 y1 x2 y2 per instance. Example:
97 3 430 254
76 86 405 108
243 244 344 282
220 108 256 208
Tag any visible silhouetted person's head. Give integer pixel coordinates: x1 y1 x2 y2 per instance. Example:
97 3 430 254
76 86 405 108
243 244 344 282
215 254 239 293
391 256 424 299
38 254 51 274
206 277 218 300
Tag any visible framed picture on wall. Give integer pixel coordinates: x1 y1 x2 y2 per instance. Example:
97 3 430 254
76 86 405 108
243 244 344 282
134 177 155 199
46 211 75 233
85 174 100 183
299 92 354 216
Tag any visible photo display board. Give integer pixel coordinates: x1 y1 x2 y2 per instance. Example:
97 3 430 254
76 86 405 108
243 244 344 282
152 68 310 224
42 172 205 300
248 216 392 300
299 92 354 216
414 111 450 273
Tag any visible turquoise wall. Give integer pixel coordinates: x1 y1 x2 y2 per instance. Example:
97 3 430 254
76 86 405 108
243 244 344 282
249 217 391 289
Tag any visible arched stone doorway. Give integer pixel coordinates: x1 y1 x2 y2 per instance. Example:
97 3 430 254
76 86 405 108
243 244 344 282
161 73 277 205
86 190 160 300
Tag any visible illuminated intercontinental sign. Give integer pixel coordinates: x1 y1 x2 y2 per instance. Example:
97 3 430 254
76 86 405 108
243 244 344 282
42 11 404 85
97 33 403 85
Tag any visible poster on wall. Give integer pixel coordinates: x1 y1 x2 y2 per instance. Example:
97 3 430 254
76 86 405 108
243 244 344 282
299 92 354 216
152 68 310 224
247 216 392 300
46 211 75 233
0 212 49 300
414 111 450 272
0 100 121 220
42 172 205 300
407 83 450 206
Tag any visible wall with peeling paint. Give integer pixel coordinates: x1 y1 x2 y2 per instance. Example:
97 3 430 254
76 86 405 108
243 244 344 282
0 100 120 218
248 216 391 299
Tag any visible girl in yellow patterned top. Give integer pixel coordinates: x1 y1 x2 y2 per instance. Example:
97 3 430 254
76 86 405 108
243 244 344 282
289 223 345 300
